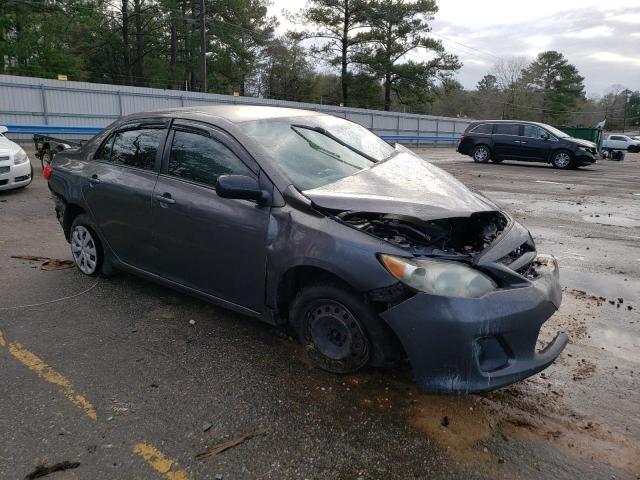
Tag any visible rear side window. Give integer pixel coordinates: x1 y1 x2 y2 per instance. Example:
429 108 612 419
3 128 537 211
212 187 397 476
107 128 163 170
168 130 253 188
610 136 624 141
494 124 520 136
472 123 493 134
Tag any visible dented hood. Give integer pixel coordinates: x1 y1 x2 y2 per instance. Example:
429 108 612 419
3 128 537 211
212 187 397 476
303 152 497 220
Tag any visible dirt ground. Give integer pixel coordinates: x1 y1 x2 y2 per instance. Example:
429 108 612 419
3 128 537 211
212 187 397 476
0 147 638 480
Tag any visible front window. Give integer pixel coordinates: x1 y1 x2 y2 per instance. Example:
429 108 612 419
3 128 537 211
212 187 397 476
242 117 394 190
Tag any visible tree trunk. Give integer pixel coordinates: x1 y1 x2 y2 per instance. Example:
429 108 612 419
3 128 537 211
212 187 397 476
133 0 145 86
384 74 392 111
170 26 177 66
122 0 131 84
341 1 349 106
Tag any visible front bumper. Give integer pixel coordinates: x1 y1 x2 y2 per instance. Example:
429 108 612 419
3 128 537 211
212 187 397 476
0 160 32 190
575 150 596 165
381 255 567 394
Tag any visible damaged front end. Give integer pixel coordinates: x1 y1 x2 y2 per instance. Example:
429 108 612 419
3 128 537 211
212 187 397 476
336 209 567 394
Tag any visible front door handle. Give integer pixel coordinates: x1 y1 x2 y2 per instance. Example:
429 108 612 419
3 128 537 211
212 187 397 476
88 175 101 186
156 193 176 205
520 141 528 144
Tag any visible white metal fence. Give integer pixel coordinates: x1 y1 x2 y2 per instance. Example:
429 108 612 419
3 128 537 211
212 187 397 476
0 74 471 144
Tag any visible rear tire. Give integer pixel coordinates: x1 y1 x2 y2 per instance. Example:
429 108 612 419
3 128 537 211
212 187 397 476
472 145 491 163
69 214 118 277
41 149 53 169
551 150 574 169
290 282 401 374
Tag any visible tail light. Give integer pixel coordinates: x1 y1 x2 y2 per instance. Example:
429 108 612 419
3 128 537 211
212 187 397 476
460 134 466 142
43 166 53 180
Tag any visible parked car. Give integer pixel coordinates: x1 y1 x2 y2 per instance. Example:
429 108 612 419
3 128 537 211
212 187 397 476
33 134 83 169
457 120 597 169
45 106 567 394
602 134 640 152
0 126 33 191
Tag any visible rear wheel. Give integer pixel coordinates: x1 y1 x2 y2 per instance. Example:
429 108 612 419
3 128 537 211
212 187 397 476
551 150 573 169
290 282 400 374
472 145 491 163
70 214 103 276
41 149 53 169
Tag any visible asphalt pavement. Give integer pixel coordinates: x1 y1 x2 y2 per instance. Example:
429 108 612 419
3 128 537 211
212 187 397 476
0 148 638 480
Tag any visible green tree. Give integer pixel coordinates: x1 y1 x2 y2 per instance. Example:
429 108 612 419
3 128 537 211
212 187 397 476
353 0 459 111
295 0 369 106
522 51 585 124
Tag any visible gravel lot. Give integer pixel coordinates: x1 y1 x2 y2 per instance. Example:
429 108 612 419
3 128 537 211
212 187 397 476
1 147 638 480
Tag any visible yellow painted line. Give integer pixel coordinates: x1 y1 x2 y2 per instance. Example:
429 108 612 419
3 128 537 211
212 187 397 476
0 329 5 347
8 341 97 420
133 443 189 480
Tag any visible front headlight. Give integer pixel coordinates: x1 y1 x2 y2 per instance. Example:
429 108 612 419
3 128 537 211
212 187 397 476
380 254 497 299
13 149 29 165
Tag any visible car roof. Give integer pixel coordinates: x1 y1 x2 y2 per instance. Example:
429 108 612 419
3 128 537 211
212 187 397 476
138 105 322 124
471 120 552 128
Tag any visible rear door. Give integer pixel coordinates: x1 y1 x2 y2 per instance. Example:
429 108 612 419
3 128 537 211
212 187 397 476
492 123 523 159
150 120 271 312
517 124 552 161
82 120 168 270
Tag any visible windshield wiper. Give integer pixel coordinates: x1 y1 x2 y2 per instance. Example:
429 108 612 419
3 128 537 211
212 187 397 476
291 124 377 163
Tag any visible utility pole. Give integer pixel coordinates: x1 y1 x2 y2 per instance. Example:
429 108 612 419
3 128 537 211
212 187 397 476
200 0 206 93
622 91 630 134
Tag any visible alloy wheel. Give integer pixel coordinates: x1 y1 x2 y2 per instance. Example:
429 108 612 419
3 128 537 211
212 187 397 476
473 147 489 162
71 225 98 275
553 152 572 169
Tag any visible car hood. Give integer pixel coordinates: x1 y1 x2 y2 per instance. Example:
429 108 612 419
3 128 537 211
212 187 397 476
0 137 22 156
303 151 498 220
567 137 597 148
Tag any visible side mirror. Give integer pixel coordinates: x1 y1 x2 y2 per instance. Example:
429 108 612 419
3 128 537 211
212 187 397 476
0 126 8 134
216 175 264 202
541 133 549 140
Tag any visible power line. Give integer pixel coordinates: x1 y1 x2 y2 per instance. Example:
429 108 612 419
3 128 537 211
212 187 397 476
429 31 500 61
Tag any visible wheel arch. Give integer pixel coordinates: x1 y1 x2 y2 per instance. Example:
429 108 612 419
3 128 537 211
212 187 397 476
275 265 359 324
62 203 87 241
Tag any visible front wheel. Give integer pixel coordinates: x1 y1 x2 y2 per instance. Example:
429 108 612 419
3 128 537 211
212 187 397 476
551 150 574 169
472 145 491 163
290 282 401 374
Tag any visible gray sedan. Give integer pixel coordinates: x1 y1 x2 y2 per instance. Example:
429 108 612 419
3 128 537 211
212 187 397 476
46 105 567 394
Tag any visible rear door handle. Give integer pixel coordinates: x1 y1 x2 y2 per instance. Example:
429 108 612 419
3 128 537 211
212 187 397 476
155 193 176 205
88 175 101 185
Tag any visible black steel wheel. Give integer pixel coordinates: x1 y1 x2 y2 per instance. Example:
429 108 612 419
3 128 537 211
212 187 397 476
300 298 369 373
290 282 403 374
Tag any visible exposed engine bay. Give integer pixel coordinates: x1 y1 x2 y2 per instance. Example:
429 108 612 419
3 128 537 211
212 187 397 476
336 210 509 257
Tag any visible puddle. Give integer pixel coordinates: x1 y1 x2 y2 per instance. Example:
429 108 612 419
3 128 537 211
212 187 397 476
560 268 640 302
589 324 640 364
582 214 640 228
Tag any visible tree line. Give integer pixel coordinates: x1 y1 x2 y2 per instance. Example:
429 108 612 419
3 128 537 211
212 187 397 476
1 0 638 128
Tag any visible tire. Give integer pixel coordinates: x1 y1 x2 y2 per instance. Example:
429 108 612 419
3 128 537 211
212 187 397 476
472 145 491 163
290 282 401 374
41 149 53 169
70 214 105 276
551 150 574 169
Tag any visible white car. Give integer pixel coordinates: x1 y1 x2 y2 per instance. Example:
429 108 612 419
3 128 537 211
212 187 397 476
0 126 33 191
602 134 640 152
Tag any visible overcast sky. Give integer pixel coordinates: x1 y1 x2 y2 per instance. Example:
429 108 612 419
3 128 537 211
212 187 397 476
269 0 640 97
